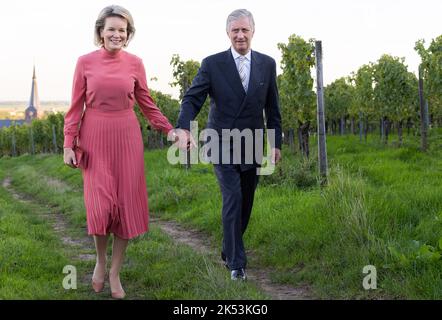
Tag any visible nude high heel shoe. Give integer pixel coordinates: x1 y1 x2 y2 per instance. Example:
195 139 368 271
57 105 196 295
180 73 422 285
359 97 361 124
111 289 126 299
92 279 105 293
92 263 106 293
109 273 125 299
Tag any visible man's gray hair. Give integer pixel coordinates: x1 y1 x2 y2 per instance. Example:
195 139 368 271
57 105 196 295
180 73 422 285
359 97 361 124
226 9 255 32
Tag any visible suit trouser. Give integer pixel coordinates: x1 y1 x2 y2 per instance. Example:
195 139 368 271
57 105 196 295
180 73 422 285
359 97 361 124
214 164 259 270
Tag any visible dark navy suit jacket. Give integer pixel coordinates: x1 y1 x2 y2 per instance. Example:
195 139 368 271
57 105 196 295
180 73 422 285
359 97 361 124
177 48 282 170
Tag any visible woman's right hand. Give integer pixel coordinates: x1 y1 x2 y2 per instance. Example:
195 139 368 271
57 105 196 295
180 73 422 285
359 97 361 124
64 147 77 168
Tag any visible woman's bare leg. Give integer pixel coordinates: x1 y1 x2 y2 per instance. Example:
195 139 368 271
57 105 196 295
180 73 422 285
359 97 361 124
109 235 129 296
92 235 109 283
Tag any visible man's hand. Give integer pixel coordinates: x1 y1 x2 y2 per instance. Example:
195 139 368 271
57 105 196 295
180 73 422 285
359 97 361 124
173 129 197 151
271 148 281 165
64 147 77 168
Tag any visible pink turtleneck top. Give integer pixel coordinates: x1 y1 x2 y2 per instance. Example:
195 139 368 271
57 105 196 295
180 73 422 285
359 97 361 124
64 47 174 148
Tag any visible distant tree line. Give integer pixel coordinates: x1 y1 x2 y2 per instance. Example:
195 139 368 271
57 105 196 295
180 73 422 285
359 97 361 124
277 34 441 156
0 90 180 157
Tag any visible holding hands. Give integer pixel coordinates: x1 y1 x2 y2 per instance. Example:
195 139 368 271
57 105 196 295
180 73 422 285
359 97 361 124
171 129 197 151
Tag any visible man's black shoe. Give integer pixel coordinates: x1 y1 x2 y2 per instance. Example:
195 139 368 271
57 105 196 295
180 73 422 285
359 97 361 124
230 268 247 281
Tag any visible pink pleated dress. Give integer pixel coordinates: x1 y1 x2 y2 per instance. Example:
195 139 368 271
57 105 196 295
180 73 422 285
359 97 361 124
63 48 173 239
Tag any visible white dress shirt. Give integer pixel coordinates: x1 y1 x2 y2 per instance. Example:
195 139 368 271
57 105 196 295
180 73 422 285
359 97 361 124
231 47 251 92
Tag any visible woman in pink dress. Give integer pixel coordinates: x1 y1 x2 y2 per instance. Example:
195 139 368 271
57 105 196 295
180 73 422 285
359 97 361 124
63 5 174 299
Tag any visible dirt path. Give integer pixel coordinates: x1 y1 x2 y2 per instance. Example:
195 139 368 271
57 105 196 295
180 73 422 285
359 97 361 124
151 218 312 300
2 177 103 297
3 176 312 300
2 177 96 262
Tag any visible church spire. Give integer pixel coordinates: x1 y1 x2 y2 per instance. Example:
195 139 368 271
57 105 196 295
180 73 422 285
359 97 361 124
25 64 40 123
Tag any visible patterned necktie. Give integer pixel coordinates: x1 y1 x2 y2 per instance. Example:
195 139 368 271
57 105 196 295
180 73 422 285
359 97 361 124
238 55 247 91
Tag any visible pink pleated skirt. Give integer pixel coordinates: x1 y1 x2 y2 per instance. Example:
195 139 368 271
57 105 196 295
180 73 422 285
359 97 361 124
79 107 149 239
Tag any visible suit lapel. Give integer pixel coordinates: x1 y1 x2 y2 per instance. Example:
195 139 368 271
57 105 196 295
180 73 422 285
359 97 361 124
217 49 246 101
246 50 263 97
234 50 263 118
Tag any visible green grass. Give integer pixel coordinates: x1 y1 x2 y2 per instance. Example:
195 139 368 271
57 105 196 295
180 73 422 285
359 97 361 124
144 131 442 299
0 167 91 299
1 129 442 299
0 156 266 300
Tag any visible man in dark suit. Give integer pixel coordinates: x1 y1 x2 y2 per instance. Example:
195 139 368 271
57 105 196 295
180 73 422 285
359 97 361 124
175 9 282 280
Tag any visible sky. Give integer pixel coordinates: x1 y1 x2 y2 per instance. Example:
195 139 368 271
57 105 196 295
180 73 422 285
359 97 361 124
1 0 441 102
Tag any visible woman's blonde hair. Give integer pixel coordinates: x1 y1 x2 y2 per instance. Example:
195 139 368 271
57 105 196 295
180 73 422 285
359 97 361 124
94 5 135 47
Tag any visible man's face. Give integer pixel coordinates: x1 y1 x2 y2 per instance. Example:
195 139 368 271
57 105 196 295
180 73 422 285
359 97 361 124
227 16 254 55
